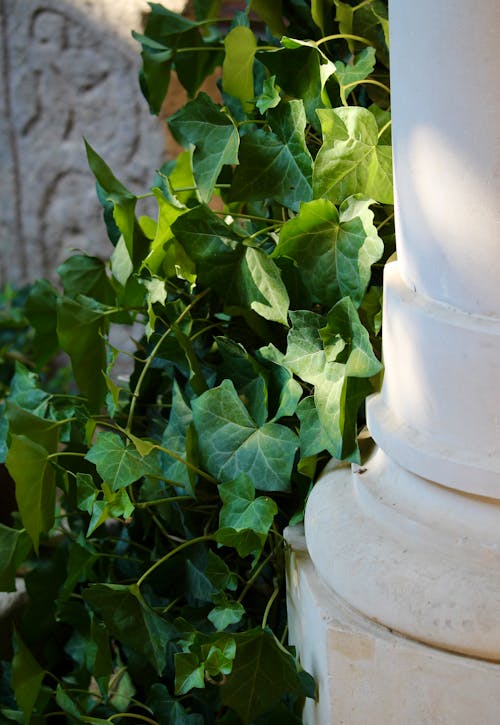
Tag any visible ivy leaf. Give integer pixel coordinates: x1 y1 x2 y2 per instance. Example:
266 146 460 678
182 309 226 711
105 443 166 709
57 255 115 306
256 344 303 422
274 196 383 308
84 584 177 674
320 297 382 377
206 550 238 592
258 41 335 125
256 75 281 114
223 26 257 113
296 396 333 458
24 280 59 366
6 429 57 553
175 653 205 695
148 683 204 725
0 525 31 592
208 593 245 630
11 631 45 724
168 94 239 202
57 296 107 412
313 106 393 204
85 141 148 266
160 381 196 494
222 628 311 723
334 46 376 97
249 0 286 36
173 206 289 324
219 474 278 540
86 432 159 491
230 101 313 211
192 380 298 492
8 364 50 416
214 528 264 559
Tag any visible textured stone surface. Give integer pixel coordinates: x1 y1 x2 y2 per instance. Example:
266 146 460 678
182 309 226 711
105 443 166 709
0 0 181 285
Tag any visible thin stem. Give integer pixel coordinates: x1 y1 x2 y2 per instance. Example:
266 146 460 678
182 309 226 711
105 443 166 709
214 210 284 224
377 118 392 139
148 442 218 484
343 78 391 95
261 585 280 629
136 534 214 588
237 547 277 603
47 451 86 461
376 211 395 232
136 495 193 509
107 714 159 725
137 192 155 200
126 287 210 432
317 33 372 47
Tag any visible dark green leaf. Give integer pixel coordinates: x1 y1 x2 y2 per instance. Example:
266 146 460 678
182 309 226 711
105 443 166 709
11 631 45 723
168 94 239 202
192 380 298 492
160 381 196 495
84 584 177 674
250 0 286 35
24 280 59 366
222 628 311 723
230 101 313 211
57 254 115 306
214 527 264 559
175 652 205 694
56 296 107 412
0 525 31 592
148 683 203 725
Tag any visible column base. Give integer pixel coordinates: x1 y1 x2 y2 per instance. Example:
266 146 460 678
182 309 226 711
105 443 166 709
286 525 500 725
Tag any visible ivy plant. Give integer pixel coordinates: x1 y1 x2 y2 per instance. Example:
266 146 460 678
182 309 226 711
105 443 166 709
0 0 393 722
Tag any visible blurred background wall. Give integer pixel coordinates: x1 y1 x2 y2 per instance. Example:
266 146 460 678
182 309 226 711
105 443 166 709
0 0 187 286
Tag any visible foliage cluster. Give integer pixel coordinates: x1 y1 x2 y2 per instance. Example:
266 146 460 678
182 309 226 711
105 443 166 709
0 0 393 722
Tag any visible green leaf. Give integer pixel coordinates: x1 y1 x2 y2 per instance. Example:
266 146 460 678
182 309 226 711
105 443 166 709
85 431 159 491
148 683 203 725
208 594 245 630
214 527 264 559
206 550 238 592
250 0 286 35
6 434 56 552
8 363 50 416
313 106 393 204
160 381 196 494
0 525 31 592
274 196 383 308
85 141 147 265
256 344 303 422
230 101 313 211
11 631 45 723
222 628 311 723
56 296 107 412
258 40 335 125
320 297 382 377
234 246 290 326
334 46 376 96
223 26 257 113
24 280 59 366
175 652 205 694
203 636 236 676
296 396 332 458
192 380 298 492
219 474 278 538
84 584 177 674
57 254 115 306
168 94 239 202
256 75 281 114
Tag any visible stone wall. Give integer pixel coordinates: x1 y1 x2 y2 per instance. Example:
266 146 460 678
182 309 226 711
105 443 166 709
0 0 186 286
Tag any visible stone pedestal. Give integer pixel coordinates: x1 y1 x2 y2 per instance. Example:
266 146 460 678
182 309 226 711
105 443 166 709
287 0 500 721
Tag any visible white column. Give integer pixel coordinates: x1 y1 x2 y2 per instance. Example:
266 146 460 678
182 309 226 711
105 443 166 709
287 1 500 721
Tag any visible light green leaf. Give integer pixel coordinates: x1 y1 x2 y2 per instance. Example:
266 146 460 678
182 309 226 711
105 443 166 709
85 431 160 491
192 380 298 492
11 631 45 723
334 46 376 97
256 75 281 114
168 93 239 202
274 196 383 308
219 474 278 537
296 396 333 458
234 246 289 325
84 583 177 674
202 636 236 676
208 594 245 630
314 106 393 204
175 652 205 694
223 26 257 113
230 100 313 211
